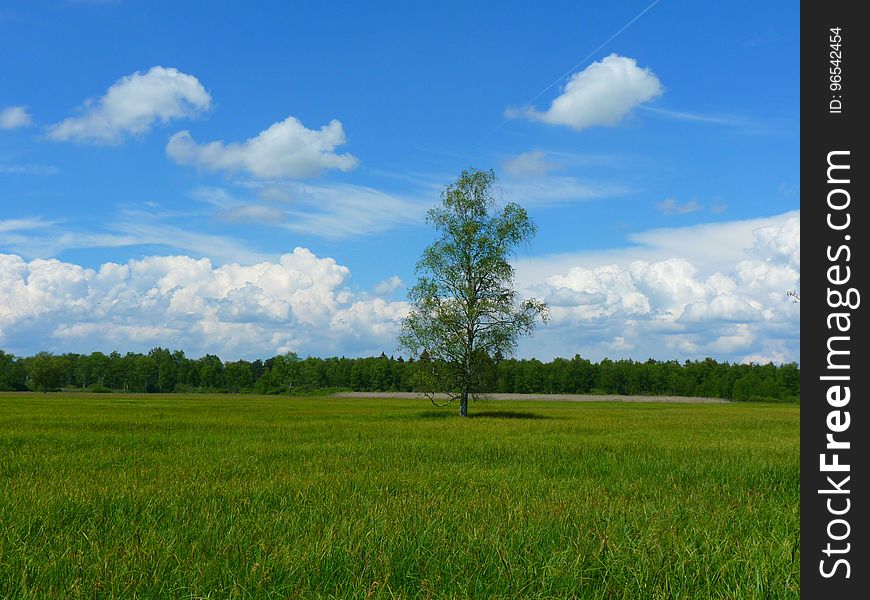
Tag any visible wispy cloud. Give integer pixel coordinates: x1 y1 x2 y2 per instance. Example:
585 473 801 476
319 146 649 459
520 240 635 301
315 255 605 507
0 106 32 129
639 105 790 135
215 204 287 224
193 180 428 239
277 183 426 238
0 217 59 234
499 176 631 208
503 151 559 179
0 208 272 265
640 106 745 125
657 198 730 216
110 210 274 263
0 219 140 258
543 150 635 168
0 163 60 176
189 186 239 209
657 198 701 215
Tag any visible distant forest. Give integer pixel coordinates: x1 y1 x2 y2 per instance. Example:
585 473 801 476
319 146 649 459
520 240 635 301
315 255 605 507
0 348 799 402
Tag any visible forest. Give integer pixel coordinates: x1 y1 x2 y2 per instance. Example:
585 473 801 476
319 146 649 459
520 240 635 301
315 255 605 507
0 348 799 402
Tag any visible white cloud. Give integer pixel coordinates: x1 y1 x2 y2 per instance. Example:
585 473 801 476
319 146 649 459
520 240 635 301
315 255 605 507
510 54 662 131
499 176 630 208
0 248 409 359
190 181 427 239
639 106 785 135
639 106 745 126
748 215 800 269
517 213 800 364
657 198 701 215
373 275 404 296
47 66 211 144
0 217 58 234
0 210 272 265
330 298 409 340
235 181 427 238
196 172 624 240
167 116 359 178
108 212 274 264
503 151 558 178
0 208 800 365
0 106 32 129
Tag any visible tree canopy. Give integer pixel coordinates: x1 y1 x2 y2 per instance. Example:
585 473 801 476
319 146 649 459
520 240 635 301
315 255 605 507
0 347 800 402
398 168 548 416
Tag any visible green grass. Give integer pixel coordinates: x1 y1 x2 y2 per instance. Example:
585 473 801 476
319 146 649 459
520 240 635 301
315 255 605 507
0 393 799 599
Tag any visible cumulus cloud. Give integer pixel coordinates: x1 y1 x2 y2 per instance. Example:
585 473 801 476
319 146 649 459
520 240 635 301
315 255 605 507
518 214 800 364
0 248 409 359
373 275 404 296
0 106 32 129
509 54 662 131
47 66 211 144
166 116 359 178
0 210 800 365
748 215 800 269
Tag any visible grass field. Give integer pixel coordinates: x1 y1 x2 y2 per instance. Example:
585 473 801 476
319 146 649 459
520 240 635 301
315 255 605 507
0 393 799 599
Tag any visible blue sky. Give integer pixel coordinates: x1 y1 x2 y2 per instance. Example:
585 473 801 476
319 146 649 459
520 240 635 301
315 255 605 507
1 0 799 363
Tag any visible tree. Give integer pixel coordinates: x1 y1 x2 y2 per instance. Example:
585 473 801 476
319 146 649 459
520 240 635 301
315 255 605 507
399 168 548 416
225 360 254 393
0 350 26 391
28 352 65 392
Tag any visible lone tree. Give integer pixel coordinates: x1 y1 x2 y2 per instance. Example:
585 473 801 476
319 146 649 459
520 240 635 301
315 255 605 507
399 168 548 416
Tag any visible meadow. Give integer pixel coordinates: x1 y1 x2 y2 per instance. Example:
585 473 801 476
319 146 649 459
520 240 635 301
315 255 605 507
0 393 799 599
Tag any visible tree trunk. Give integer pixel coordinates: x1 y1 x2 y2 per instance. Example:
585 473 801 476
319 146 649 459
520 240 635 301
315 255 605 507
459 389 469 417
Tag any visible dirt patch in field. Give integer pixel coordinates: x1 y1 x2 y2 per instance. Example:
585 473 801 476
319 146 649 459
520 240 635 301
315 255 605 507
333 392 730 404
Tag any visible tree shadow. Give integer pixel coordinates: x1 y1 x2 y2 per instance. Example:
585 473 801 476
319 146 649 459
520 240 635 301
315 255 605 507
418 410 551 420
470 410 550 420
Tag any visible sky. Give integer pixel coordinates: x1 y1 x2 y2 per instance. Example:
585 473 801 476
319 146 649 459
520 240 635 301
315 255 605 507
0 0 800 364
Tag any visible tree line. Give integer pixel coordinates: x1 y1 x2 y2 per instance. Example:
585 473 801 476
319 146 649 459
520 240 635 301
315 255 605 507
0 348 799 402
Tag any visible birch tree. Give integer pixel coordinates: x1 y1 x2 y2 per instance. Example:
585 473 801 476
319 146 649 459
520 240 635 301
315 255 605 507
399 168 548 416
